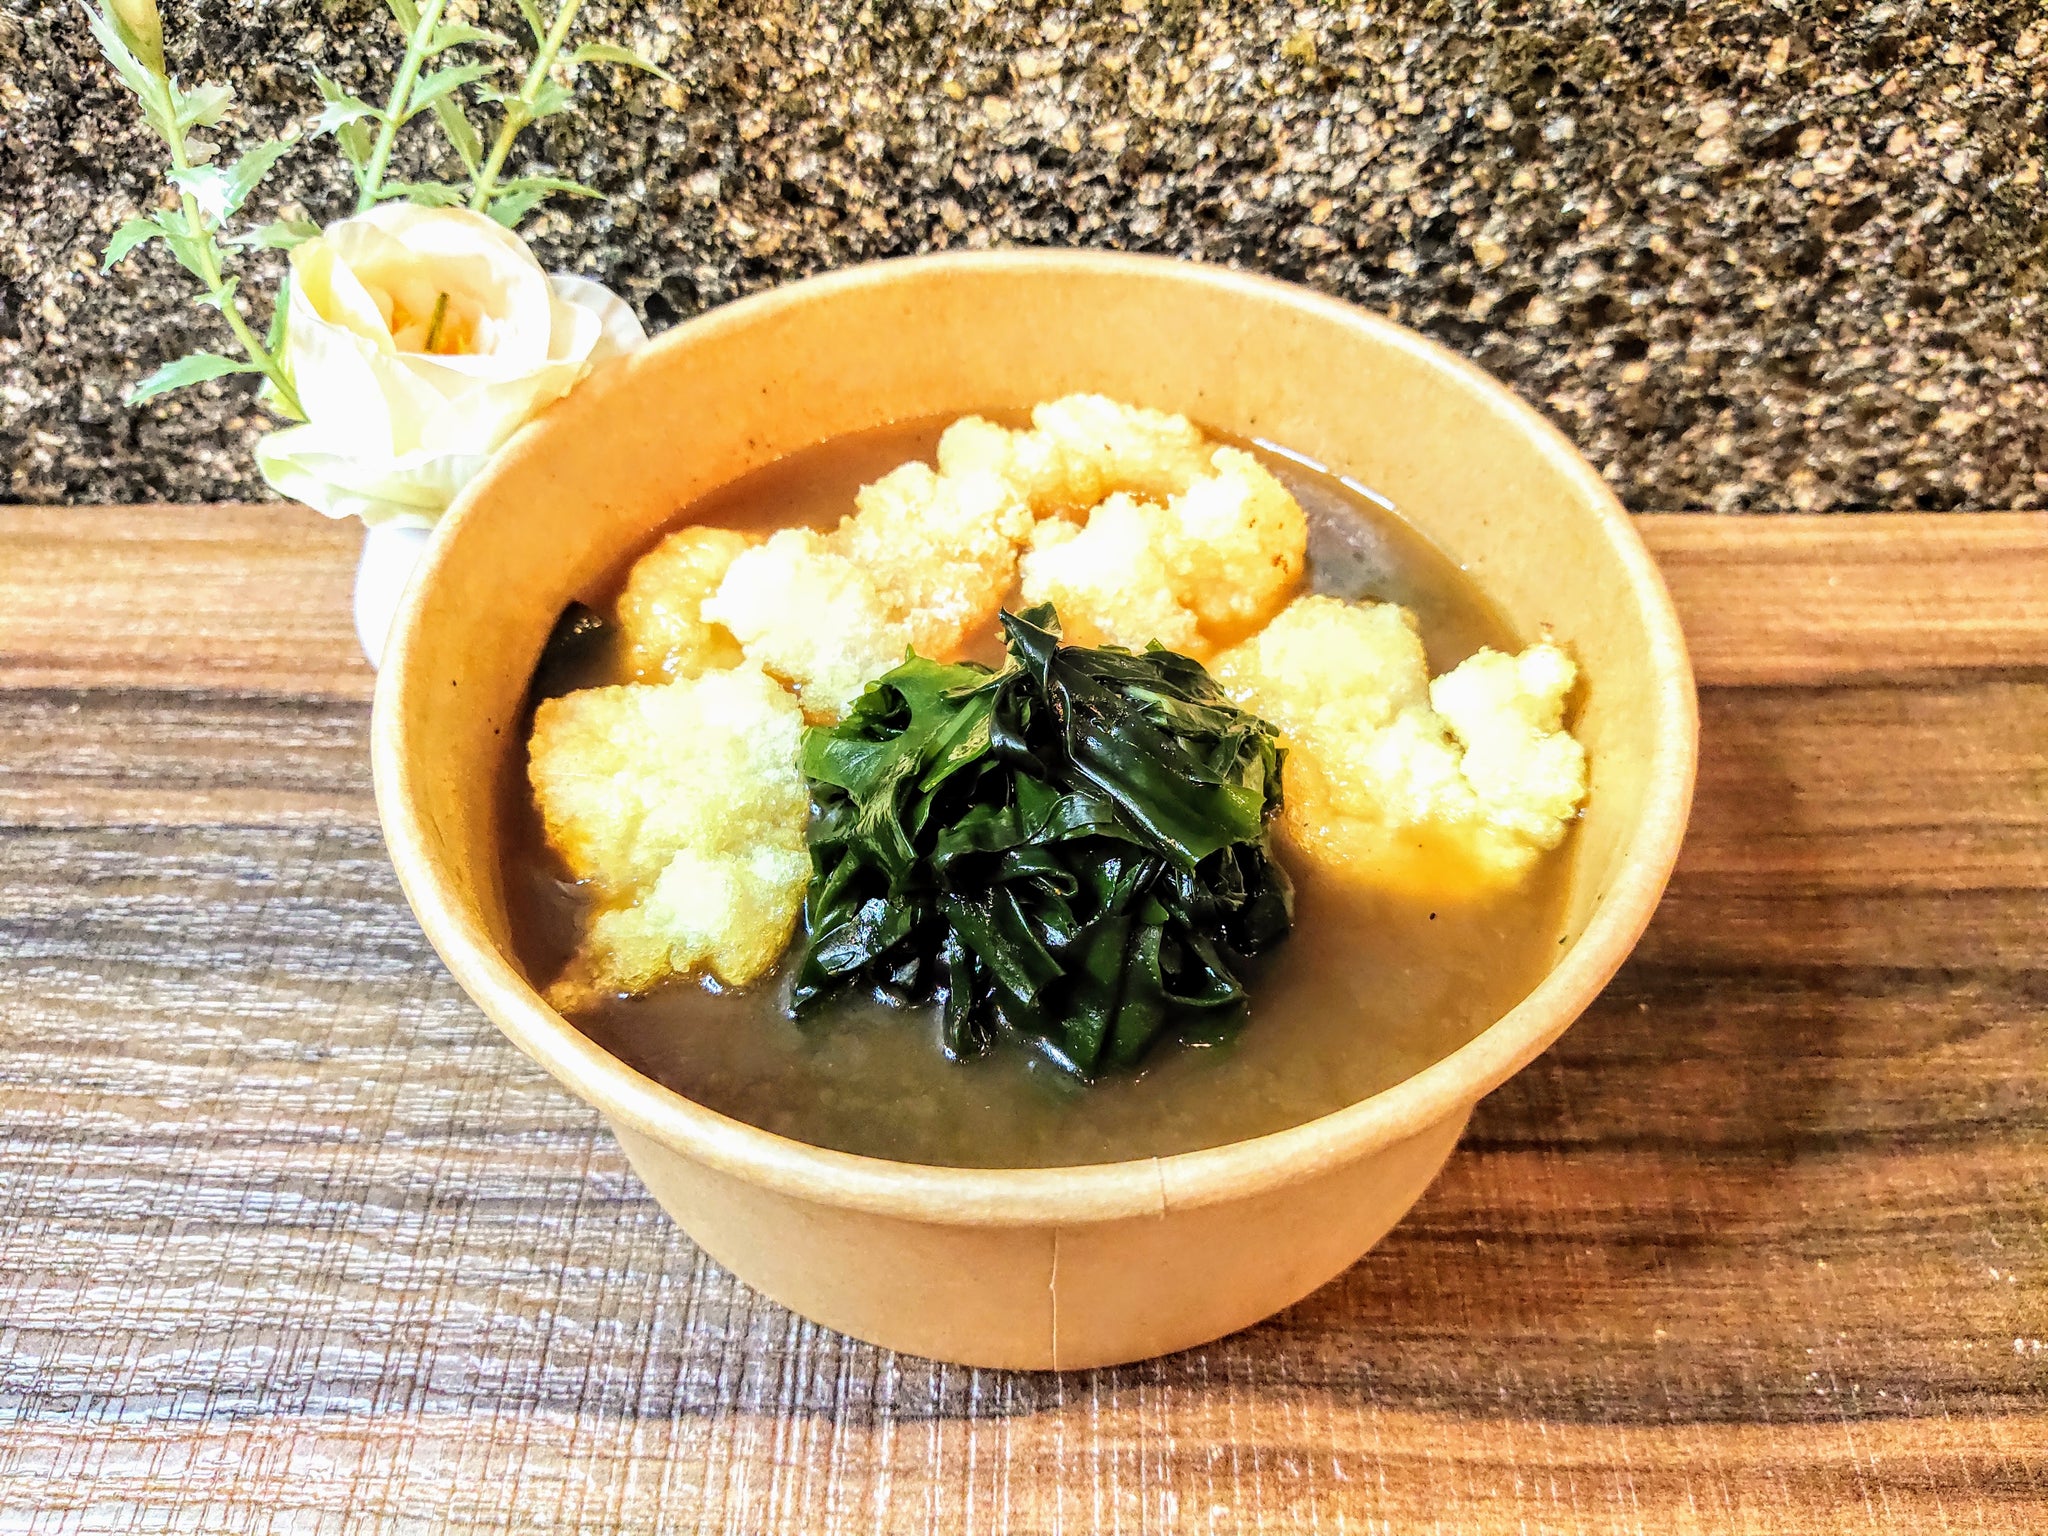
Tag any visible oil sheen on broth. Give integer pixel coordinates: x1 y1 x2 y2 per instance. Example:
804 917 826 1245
502 417 1574 1169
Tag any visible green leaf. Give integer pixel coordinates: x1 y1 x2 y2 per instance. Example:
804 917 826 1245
567 41 675 83
175 82 236 130
168 164 235 223
529 78 574 121
221 138 295 219
102 216 165 270
125 351 259 406
231 217 321 250
483 188 548 228
153 214 216 284
314 97 380 136
265 270 293 353
427 20 513 55
336 117 375 178
483 176 605 228
383 0 421 28
494 173 603 199
428 96 483 174
312 71 383 135
513 0 549 46
375 180 470 207
82 4 169 122
403 61 501 122
194 276 239 315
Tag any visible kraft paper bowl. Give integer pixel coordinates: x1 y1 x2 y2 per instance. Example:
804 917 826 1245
373 250 1697 1370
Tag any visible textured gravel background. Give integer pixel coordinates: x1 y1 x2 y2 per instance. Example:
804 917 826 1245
3 0 2044 511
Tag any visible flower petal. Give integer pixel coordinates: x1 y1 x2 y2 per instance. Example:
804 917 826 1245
257 421 488 527
549 273 648 362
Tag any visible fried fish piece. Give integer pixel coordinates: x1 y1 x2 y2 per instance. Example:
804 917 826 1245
528 665 810 1006
837 461 1032 657
1214 595 1587 894
1016 447 1307 657
614 525 758 681
937 394 1219 518
700 528 912 721
1016 494 1204 654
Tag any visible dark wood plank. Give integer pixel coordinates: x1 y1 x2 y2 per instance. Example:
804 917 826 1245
1637 512 2048 687
0 505 2043 1532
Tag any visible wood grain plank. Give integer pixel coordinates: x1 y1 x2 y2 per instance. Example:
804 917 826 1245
1636 512 2048 687
0 504 369 701
0 505 2044 1533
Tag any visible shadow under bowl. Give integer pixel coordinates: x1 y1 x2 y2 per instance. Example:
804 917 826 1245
372 249 1698 1371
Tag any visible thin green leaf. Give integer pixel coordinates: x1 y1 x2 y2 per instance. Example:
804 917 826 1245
153 216 216 284
231 217 321 250
493 173 603 199
567 41 675 83
528 78 573 121
82 4 167 117
427 21 513 55
102 216 165 271
266 271 293 352
315 96 381 135
194 276 239 315
312 71 383 137
513 0 548 46
336 118 376 177
175 82 235 130
403 61 501 122
482 187 547 227
429 97 483 173
383 0 421 29
168 165 235 223
485 187 550 226
221 138 295 219
374 180 470 207
126 352 259 406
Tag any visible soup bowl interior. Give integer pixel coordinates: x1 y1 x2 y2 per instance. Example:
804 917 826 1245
374 250 1696 1369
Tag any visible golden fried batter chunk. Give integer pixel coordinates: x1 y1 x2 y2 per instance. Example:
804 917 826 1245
1215 595 1587 894
614 525 758 681
1018 495 1204 654
700 529 912 721
837 462 1032 657
528 666 809 1006
1016 448 1307 657
1160 447 1307 643
937 394 1219 518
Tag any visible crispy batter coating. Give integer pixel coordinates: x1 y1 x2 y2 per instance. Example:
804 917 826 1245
1018 495 1204 654
1016 447 1307 657
1214 595 1587 894
937 394 1219 518
1161 447 1308 643
838 461 1032 656
614 525 757 681
700 528 912 720
528 666 809 1006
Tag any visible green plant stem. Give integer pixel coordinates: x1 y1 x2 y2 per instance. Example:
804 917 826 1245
158 80 304 419
468 0 584 211
358 0 451 210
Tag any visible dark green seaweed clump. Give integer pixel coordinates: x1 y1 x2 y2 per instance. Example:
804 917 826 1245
793 604 1293 1078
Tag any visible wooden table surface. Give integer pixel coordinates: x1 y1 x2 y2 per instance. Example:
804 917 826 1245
2 505 2044 1533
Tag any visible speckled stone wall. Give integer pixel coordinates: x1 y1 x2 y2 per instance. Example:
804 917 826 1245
3 0 2043 510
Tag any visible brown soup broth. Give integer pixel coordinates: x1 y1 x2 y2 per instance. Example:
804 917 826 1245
500 418 1574 1168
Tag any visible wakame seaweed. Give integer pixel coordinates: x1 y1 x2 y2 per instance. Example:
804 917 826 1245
792 604 1293 1078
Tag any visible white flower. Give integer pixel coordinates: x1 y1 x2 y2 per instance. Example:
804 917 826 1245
256 203 645 527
